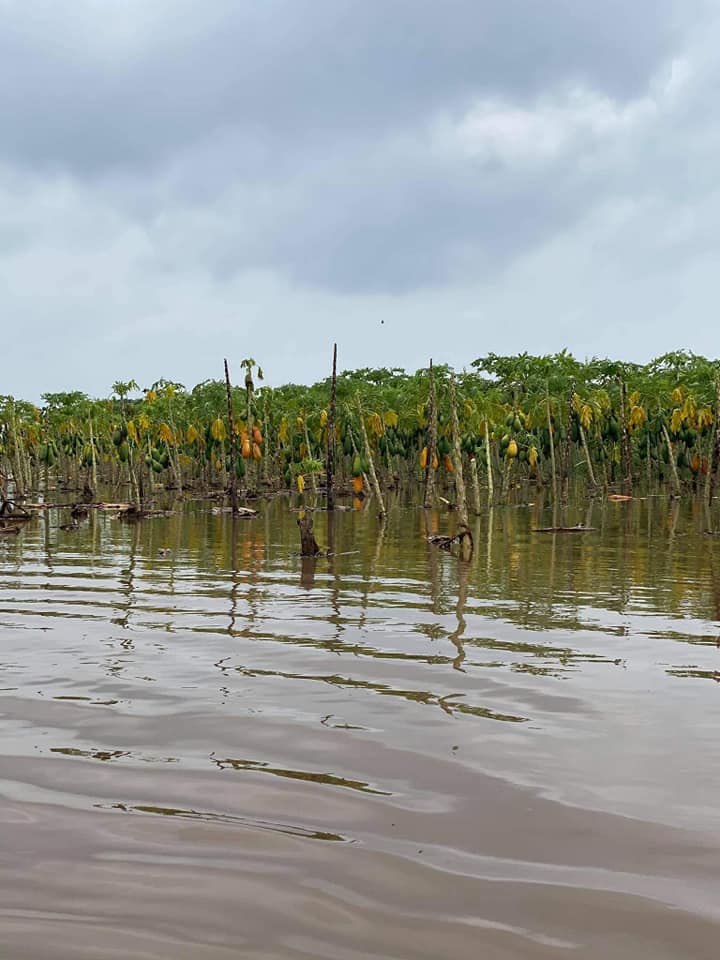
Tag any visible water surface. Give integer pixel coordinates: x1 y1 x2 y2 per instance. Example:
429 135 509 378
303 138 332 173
1 494 719 958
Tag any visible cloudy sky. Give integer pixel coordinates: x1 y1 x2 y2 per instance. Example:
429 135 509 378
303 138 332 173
2 0 718 400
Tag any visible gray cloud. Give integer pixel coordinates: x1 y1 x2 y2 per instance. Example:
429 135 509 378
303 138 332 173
0 0 695 174
1 0 719 400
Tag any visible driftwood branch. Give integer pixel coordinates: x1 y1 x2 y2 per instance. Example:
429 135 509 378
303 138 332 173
427 524 474 559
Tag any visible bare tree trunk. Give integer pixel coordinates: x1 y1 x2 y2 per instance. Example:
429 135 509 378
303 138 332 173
449 378 469 526
245 369 254 494
326 343 337 510
224 358 239 514
423 360 438 508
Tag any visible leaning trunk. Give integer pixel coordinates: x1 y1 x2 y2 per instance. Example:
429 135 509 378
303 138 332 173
578 423 597 489
546 391 557 492
356 395 385 518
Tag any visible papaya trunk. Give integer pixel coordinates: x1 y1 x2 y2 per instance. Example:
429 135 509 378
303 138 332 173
708 379 720 506
661 423 682 496
303 421 317 495
560 385 574 503
89 417 98 496
578 423 597 489
546 391 557 492
224 359 239 514
484 419 494 502
470 456 481 515
326 344 337 510
423 360 438 508
449 379 469 526
356 395 385 518
619 379 633 492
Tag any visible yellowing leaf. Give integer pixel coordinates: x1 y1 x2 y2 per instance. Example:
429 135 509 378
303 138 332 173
159 422 175 444
629 405 646 430
368 412 383 437
186 425 200 444
297 474 305 493
670 408 683 434
680 396 697 424
127 420 138 443
211 417 226 442
383 409 399 428
696 406 713 430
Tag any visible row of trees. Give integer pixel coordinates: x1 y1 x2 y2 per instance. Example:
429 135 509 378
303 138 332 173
2 350 720 511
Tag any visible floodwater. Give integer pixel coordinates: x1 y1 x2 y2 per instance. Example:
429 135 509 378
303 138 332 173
1 493 719 959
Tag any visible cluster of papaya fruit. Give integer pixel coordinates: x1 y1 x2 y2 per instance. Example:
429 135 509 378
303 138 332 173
418 440 454 473
351 452 370 493
111 423 130 464
239 425 263 462
144 445 170 474
38 441 59 467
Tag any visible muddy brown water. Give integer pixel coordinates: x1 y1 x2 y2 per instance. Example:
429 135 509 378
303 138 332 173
1 493 719 958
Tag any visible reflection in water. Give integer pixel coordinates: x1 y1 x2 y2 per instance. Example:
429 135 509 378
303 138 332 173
209 754 390 795
299 556 317 589
96 801 351 842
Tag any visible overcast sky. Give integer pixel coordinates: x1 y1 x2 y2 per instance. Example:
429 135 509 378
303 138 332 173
2 0 718 400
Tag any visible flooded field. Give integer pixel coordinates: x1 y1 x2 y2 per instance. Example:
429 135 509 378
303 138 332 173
1 493 719 958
